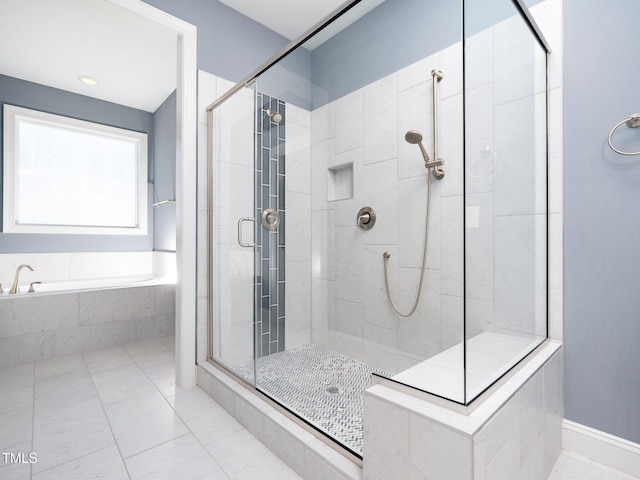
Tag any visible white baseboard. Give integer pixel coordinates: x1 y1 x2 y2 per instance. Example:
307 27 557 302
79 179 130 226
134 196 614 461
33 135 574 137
563 419 640 478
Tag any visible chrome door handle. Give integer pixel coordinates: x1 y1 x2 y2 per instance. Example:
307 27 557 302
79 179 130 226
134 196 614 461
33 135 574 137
237 217 255 247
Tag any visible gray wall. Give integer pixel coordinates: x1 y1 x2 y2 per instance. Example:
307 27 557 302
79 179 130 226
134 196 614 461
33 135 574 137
564 0 640 444
142 0 290 84
0 74 154 253
311 0 461 107
152 91 177 252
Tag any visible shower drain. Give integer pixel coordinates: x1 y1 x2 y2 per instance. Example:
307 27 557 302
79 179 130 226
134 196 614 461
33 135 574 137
325 386 341 395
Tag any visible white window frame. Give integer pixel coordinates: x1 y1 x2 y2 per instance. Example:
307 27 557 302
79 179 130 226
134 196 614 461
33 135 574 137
3 104 148 235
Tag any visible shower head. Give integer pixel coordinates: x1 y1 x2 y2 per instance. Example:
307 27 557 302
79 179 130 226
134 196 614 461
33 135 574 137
266 108 283 124
405 129 430 165
405 130 423 144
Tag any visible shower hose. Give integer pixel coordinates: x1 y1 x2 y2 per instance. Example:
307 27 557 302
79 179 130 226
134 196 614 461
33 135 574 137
383 172 432 317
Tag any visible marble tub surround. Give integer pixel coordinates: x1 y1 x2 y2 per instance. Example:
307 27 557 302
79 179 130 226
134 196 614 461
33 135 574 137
0 337 301 480
0 283 175 368
0 251 176 288
363 342 562 480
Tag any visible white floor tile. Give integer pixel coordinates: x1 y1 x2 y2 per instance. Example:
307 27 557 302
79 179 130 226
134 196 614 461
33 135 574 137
548 453 639 480
5 341 319 480
32 398 115 474
0 362 34 381
143 361 185 398
0 462 32 479
125 340 174 368
32 445 128 480
35 353 86 379
104 390 189 458
34 369 98 414
91 364 156 405
207 429 302 480
168 388 244 445
157 335 176 353
0 374 33 414
126 434 228 480
82 346 134 373
0 405 32 454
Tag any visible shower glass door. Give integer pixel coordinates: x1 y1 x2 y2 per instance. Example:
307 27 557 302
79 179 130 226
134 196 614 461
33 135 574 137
210 84 256 384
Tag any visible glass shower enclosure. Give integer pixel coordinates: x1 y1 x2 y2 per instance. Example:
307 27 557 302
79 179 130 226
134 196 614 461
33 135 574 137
207 0 549 458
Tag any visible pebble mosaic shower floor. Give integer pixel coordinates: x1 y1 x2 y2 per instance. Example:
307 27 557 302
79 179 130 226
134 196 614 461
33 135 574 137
233 344 391 455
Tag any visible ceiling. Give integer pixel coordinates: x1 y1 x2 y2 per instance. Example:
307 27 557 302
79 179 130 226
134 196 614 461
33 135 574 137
0 0 177 113
0 0 381 113
218 0 350 41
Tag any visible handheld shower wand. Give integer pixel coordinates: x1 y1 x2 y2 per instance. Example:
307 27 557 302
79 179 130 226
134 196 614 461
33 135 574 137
404 130 444 178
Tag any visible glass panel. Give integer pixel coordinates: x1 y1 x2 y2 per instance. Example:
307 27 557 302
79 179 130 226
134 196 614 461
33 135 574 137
210 85 256 384
464 0 548 403
209 0 550 459
247 0 464 456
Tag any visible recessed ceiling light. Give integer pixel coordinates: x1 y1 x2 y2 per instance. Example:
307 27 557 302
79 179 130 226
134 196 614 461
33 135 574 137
78 75 99 86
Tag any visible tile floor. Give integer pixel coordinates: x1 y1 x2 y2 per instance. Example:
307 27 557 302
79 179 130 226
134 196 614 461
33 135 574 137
548 452 640 480
0 336 301 480
1 336 637 480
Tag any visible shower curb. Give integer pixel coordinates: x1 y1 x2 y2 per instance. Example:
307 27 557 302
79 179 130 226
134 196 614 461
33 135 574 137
197 362 363 480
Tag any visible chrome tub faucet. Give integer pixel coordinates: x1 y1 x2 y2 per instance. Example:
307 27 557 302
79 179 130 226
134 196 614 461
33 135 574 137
9 264 34 294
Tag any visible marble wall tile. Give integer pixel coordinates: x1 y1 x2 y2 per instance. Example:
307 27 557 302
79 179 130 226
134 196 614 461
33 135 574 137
311 102 335 145
311 139 334 211
397 81 432 181
286 120 312 195
465 192 495 301
363 158 399 246
363 73 398 165
543 350 563 477
286 193 312 262
334 226 364 303
397 52 439 93
285 261 312 333
362 244 398 332
397 268 441 359
397 175 441 270
335 300 363 338
439 42 464 99
494 95 537 217
440 195 464 296
0 293 79 337
439 94 464 198
334 90 363 154
494 215 536 334
493 14 537 106
409 412 473 480
465 29 494 91
363 394 410 480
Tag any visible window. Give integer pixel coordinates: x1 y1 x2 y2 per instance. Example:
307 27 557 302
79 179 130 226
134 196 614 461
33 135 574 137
3 104 148 235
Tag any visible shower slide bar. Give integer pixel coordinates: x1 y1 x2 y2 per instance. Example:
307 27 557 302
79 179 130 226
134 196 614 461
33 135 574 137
431 69 445 178
608 113 640 156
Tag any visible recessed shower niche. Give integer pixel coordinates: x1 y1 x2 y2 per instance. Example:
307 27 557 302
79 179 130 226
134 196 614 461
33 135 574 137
327 163 354 201
204 0 550 462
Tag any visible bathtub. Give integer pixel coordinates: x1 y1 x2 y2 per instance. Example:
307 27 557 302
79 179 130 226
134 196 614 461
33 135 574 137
0 277 176 368
2 275 163 294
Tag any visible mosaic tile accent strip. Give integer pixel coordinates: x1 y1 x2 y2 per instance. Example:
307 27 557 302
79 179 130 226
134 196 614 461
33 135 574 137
233 344 391 455
254 93 286 358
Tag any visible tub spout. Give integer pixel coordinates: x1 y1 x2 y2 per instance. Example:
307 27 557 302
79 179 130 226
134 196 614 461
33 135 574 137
9 264 34 294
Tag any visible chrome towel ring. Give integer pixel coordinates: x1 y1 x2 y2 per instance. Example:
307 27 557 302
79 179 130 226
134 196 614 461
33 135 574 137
608 113 640 156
